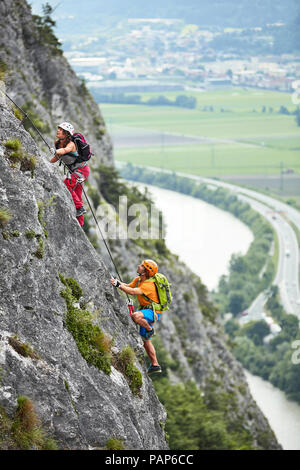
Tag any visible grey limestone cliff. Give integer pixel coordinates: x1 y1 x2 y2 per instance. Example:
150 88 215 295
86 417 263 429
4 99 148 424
0 99 167 450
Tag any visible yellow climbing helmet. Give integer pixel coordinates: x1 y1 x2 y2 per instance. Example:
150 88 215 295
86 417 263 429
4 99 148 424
142 259 158 276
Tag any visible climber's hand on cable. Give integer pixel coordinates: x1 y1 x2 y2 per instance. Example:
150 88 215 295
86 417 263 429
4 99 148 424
111 278 121 288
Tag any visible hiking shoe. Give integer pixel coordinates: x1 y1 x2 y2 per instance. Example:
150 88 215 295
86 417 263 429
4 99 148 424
147 364 162 375
143 328 155 340
76 206 86 217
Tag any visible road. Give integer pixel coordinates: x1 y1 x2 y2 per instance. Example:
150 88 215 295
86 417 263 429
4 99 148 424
237 194 299 322
117 162 300 321
174 172 300 319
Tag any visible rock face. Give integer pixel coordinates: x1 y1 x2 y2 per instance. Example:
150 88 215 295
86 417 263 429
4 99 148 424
0 101 167 449
0 0 281 451
0 0 168 449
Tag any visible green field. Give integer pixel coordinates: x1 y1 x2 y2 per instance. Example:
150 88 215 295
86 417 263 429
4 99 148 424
99 88 300 177
110 144 300 176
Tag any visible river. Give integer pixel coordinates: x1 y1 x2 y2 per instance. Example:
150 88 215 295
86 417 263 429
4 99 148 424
134 182 300 450
134 183 253 291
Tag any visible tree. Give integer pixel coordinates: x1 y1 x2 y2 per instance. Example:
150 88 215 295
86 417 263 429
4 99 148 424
175 95 197 109
228 291 246 315
241 320 270 346
218 275 229 294
295 108 300 127
278 105 290 115
41 2 56 28
225 319 240 338
229 254 247 273
280 314 299 340
32 2 62 54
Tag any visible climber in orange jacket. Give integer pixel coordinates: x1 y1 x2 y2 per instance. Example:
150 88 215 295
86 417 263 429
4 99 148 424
111 260 162 374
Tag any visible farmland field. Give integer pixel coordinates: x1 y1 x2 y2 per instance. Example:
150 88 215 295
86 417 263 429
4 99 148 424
98 87 300 197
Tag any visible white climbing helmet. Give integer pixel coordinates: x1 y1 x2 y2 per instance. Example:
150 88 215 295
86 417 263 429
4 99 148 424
58 121 74 136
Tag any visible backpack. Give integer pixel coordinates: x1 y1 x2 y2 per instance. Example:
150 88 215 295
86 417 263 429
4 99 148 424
72 133 92 163
142 273 172 313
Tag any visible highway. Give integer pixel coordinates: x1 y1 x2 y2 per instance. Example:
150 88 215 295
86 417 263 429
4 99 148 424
174 171 300 321
237 194 300 322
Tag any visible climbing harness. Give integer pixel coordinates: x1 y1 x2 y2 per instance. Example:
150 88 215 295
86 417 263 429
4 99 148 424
68 167 87 194
2 90 134 317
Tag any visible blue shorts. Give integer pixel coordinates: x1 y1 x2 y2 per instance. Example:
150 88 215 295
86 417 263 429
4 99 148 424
139 308 161 338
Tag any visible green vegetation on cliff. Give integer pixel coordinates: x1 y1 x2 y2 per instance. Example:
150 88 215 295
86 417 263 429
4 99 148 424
0 396 58 450
32 3 63 55
151 337 276 450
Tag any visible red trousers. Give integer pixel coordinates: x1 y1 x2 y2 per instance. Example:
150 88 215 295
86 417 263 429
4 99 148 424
64 165 90 226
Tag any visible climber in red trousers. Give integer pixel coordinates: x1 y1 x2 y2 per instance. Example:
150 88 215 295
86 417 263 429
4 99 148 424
50 122 90 227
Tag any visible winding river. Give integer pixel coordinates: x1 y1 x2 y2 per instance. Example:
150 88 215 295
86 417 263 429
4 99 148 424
136 183 253 290
134 182 300 450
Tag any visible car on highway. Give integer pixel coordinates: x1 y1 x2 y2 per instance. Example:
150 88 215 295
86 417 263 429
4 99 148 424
241 310 248 316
